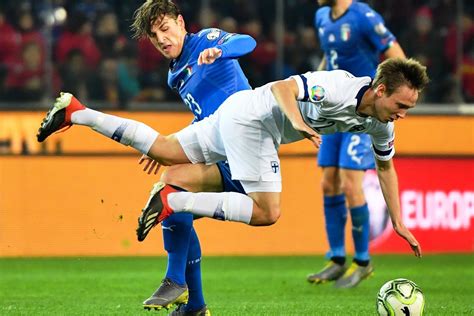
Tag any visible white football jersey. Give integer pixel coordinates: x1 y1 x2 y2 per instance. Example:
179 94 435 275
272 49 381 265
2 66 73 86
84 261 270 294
255 70 395 161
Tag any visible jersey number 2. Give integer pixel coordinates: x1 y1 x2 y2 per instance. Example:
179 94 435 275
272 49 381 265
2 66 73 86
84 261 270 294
329 49 339 69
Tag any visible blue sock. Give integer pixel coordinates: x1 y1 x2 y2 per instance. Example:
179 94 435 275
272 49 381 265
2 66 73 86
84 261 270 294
184 227 205 311
350 204 370 262
323 194 347 259
162 213 194 286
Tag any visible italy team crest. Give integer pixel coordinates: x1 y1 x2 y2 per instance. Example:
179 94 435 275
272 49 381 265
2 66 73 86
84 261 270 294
310 85 325 102
341 23 351 41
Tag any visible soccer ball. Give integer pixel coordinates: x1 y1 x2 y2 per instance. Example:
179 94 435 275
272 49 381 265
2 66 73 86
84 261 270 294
376 278 425 316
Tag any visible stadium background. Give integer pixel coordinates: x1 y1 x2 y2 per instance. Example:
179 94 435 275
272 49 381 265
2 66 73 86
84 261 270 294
0 1 473 315
1 0 472 257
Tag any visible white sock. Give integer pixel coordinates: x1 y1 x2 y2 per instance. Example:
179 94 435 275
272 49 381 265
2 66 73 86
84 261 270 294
71 109 158 154
168 192 253 224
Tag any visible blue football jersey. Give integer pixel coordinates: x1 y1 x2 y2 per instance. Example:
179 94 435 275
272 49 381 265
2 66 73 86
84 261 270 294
315 1 396 78
168 28 255 121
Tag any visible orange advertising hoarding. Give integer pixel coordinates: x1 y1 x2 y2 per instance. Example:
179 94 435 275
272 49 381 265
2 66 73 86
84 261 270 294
0 112 473 256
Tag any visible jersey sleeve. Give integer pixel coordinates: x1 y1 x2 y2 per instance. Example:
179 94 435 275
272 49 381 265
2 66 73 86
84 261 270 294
290 70 351 103
198 28 256 59
369 123 395 161
357 5 397 53
314 7 327 29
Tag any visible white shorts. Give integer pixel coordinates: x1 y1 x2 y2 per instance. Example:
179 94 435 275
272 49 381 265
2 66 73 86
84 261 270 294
175 90 282 193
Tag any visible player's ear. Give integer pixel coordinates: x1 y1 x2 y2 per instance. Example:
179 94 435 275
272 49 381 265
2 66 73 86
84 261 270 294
177 14 185 29
375 84 386 97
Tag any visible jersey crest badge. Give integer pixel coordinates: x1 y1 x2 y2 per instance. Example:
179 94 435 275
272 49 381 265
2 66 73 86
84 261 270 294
341 23 351 41
310 85 326 102
185 65 193 77
207 28 221 40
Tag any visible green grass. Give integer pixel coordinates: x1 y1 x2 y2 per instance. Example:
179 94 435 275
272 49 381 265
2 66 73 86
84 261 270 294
1 254 473 315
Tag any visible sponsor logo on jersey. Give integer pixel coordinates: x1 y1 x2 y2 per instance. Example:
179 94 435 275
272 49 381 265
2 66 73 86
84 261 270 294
207 28 221 40
341 23 351 41
374 23 387 36
177 79 184 90
310 85 326 102
328 34 335 42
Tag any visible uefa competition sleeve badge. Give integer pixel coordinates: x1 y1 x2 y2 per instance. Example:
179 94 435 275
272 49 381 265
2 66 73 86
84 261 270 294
310 85 326 102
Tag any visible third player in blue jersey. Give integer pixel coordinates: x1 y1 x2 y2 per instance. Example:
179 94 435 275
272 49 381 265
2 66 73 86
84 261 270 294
307 0 406 288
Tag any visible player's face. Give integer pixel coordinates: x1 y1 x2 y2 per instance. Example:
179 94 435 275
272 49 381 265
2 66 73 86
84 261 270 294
317 0 336 7
149 14 186 59
374 84 418 123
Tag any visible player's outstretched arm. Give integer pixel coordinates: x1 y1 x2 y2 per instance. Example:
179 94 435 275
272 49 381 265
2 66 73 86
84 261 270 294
198 33 256 65
270 79 321 149
375 158 422 257
198 47 222 65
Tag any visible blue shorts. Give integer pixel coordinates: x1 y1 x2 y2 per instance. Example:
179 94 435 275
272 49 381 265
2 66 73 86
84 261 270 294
317 132 375 170
216 161 246 194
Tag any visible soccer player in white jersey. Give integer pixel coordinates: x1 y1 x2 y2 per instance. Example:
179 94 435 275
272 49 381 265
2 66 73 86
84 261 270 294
37 58 427 260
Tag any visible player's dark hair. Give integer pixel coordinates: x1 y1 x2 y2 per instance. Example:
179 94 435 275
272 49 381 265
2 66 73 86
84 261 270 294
131 0 181 39
373 58 430 96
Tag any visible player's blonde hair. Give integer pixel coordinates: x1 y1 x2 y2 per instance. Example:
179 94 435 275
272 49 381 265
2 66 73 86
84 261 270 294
131 0 181 39
373 58 430 96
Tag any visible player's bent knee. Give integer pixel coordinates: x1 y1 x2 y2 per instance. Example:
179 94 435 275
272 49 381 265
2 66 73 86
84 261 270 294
340 181 354 196
260 206 281 225
266 210 281 225
321 179 338 196
161 167 188 188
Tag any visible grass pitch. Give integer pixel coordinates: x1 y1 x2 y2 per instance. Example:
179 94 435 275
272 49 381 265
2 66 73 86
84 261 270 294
1 254 473 315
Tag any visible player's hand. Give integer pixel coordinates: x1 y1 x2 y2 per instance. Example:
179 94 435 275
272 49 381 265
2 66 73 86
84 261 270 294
394 223 422 258
198 48 222 65
138 154 161 175
292 122 321 149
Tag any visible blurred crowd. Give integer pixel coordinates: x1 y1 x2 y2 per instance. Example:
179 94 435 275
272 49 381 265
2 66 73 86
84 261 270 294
0 0 473 108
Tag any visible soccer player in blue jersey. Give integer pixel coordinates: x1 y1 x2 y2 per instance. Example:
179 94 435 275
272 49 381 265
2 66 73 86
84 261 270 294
134 1 255 315
306 0 406 288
